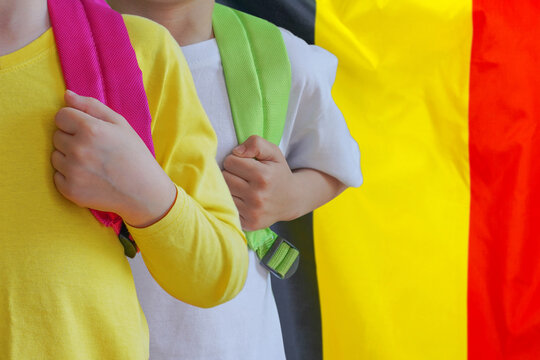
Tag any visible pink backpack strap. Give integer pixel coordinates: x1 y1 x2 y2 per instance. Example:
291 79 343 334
48 0 154 252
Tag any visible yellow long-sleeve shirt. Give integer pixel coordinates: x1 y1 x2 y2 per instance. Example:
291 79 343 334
0 15 247 359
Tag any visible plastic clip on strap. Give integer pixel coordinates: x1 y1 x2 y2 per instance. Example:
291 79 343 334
213 4 299 279
118 223 138 258
253 230 300 279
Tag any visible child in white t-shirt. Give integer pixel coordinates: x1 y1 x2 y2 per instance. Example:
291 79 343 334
109 0 363 359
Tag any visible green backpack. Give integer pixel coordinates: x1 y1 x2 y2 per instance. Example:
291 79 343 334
213 4 299 279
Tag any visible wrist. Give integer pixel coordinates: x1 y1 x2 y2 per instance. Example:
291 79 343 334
280 172 305 222
120 181 178 228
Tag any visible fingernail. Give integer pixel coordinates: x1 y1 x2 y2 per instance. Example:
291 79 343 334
66 89 77 96
234 145 246 154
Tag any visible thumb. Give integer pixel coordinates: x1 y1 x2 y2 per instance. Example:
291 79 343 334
64 90 125 125
233 135 281 162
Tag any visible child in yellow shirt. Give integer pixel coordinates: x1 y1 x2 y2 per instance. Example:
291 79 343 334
0 1 247 358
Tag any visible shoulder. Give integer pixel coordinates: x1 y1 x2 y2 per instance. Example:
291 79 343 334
119 15 198 128
120 15 192 95
122 14 172 50
279 28 339 90
122 14 185 73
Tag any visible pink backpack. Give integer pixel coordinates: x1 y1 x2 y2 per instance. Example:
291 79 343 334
47 0 153 256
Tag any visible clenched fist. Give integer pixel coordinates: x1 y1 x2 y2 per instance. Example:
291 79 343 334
222 135 298 231
52 90 176 227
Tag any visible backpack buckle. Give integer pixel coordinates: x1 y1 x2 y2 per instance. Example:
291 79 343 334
260 236 300 279
118 223 138 258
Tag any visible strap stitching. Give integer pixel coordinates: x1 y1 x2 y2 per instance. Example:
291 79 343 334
78 0 108 106
232 11 267 139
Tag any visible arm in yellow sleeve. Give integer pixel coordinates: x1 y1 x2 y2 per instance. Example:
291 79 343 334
124 16 248 308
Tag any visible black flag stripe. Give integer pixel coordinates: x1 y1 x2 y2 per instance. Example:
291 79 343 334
216 0 316 44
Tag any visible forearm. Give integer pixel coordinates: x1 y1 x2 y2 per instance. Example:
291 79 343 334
286 168 347 221
127 185 248 308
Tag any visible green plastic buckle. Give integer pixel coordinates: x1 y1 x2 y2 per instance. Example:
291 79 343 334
260 236 300 279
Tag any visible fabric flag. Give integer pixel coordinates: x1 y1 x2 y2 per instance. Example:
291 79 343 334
220 1 540 359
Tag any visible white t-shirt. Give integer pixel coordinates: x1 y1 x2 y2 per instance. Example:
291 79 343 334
130 28 363 360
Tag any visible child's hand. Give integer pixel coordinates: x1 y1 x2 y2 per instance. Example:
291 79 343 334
51 90 176 228
222 135 299 231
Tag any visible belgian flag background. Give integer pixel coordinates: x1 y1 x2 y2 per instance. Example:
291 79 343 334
219 1 540 359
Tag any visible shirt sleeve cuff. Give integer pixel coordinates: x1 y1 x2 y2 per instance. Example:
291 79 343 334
126 185 186 239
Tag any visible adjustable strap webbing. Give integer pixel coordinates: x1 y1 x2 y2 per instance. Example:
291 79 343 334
48 0 154 256
213 4 299 279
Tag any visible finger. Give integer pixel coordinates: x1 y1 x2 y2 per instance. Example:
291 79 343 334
232 198 253 231
52 130 74 154
65 90 125 125
222 170 250 197
232 195 247 214
239 211 260 232
222 155 263 182
53 170 68 193
55 107 86 135
232 135 282 162
238 215 249 231
51 150 69 175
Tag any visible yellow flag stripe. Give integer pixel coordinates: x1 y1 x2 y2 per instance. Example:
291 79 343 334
314 1 472 358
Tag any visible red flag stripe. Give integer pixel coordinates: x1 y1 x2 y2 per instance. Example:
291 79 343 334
468 1 540 359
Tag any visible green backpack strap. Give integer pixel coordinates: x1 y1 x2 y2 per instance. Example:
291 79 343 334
213 4 299 279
